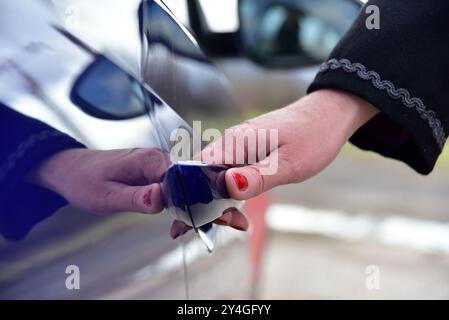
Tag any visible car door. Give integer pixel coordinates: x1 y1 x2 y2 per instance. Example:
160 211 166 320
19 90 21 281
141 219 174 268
0 0 251 299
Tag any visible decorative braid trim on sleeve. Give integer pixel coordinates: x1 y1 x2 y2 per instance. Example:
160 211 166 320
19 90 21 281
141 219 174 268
318 58 446 149
0 130 64 181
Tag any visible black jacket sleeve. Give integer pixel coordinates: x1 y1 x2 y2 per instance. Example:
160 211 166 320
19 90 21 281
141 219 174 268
0 103 85 240
308 0 449 174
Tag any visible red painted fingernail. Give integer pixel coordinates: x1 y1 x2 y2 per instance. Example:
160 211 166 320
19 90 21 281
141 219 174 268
143 190 152 207
232 172 248 191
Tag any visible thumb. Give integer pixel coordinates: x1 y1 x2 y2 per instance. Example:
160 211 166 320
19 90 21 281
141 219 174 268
104 183 165 214
225 150 288 200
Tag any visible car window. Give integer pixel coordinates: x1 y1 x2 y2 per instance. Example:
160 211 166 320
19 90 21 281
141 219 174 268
240 0 361 65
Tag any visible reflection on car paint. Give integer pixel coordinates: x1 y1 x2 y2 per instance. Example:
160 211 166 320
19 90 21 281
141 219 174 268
0 0 248 299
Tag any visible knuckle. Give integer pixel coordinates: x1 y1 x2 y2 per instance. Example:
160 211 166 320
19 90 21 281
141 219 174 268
144 150 170 181
127 148 170 183
245 166 265 195
240 119 256 130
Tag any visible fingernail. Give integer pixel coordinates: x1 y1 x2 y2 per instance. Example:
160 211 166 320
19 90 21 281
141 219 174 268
173 228 189 239
143 189 152 207
217 212 232 225
232 172 248 191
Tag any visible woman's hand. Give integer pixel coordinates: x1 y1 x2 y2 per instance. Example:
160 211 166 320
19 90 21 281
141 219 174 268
200 89 379 200
29 148 171 214
29 148 248 237
28 89 374 238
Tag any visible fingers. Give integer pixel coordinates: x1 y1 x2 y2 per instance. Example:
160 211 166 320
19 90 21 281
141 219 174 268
170 220 192 239
214 208 249 231
194 119 284 200
121 148 171 184
171 208 249 239
104 182 165 214
141 149 171 183
196 121 273 165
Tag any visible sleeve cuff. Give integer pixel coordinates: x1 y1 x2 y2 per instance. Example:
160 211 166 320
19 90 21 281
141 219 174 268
308 58 445 175
0 131 85 240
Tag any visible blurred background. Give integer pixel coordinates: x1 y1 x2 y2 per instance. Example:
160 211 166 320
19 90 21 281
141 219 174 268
1 0 449 300
165 0 449 299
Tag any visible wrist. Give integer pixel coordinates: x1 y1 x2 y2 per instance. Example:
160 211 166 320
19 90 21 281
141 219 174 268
28 148 87 195
306 89 379 139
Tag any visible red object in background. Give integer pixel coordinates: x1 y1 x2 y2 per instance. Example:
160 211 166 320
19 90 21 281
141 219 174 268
244 192 270 288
